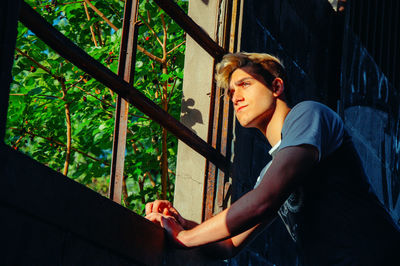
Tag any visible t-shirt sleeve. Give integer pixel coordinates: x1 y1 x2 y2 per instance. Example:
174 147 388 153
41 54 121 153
278 101 345 161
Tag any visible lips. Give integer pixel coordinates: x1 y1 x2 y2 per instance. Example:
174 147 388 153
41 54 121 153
236 105 248 112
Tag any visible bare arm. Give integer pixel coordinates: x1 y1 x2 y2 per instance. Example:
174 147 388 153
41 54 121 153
155 145 317 248
145 201 269 258
146 207 270 258
202 220 271 259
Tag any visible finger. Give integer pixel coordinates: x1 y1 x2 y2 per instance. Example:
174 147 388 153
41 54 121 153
159 215 176 230
145 202 154 215
168 206 179 217
164 206 181 223
145 212 162 223
163 208 170 215
153 200 171 213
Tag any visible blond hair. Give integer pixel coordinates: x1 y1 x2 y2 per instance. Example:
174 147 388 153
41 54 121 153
215 52 286 91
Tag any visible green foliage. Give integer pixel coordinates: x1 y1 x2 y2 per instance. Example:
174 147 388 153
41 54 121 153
6 0 188 215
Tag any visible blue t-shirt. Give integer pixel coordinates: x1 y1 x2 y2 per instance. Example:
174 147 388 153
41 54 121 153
254 101 400 265
279 101 344 161
254 101 346 242
255 100 344 187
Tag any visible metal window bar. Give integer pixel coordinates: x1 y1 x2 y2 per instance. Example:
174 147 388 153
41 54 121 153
155 0 237 219
154 0 226 61
18 1 231 207
109 0 139 203
203 0 240 220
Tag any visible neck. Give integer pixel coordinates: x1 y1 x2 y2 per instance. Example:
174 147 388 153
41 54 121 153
261 99 291 147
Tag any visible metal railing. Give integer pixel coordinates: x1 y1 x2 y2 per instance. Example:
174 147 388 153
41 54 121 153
18 0 232 212
19 1 228 168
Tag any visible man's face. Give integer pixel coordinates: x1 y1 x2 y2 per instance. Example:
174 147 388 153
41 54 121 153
229 66 276 130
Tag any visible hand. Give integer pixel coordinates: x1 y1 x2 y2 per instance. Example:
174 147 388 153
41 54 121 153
145 200 186 227
146 212 187 248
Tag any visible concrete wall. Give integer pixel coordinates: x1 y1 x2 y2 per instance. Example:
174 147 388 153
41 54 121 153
174 0 220 223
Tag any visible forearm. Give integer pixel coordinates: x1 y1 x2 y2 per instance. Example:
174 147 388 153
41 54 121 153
184 146 317 247
181 219 199 230
177 208 231 247
157 146 317 250
176 189 277 248
200 222 269 259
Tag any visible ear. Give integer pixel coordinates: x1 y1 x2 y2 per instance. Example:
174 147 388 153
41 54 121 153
271 78 284 97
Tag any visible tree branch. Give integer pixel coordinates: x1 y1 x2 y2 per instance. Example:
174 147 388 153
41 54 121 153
8 127 109 166
160 60 169 199
122 175 129 206
94 22 103 46
72 83 149 120
161 13 168 62
144 171 156 187
83 1 99 47
83 0 119 32
138 13 163 47
61 80 72 176
15 48 60 80
167 40 186 55
56 1 84 5
9 93 60 99
167 77 178 106
13 134 26 148
137 45 163 64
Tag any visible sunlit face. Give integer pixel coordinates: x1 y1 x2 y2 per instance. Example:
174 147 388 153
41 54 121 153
229 67 276 130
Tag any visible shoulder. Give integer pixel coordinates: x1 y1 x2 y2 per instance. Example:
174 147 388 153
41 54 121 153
284 101 342 127
281 101 345 160
290 101 337 117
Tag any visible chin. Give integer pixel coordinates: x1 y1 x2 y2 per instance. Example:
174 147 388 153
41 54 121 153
238 119 256 128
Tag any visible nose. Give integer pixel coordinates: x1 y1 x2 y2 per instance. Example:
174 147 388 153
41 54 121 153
231 88 243 105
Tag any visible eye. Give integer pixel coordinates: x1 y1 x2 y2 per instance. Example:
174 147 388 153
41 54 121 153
241 81 250 88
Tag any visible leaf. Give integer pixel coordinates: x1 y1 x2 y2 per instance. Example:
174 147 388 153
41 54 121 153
8 0 187 210
159 73 170 82
27 87 42 96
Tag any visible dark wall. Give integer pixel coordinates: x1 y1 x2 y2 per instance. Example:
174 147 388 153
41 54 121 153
230 0 399 265
0 143 166 265
340 28 400 229
238 0 339 108
231 1 339 265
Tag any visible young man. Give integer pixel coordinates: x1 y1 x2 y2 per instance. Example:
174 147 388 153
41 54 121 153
146 53 400 265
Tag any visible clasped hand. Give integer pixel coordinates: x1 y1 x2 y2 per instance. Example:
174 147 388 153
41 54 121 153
145 200 187 247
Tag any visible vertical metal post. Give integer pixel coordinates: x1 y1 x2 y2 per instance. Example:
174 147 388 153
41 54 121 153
215 0 239 213
0 0 21 142
203 0 239 220
109 0 139 203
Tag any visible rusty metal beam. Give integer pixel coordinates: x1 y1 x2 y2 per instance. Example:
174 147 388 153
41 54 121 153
154 0 227 60
19 1 230 173
202 0 238 221
214 0 238 213
109 0 139 203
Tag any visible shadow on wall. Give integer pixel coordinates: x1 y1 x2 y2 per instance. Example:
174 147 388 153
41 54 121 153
201 0 209 5
180 95 203 134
